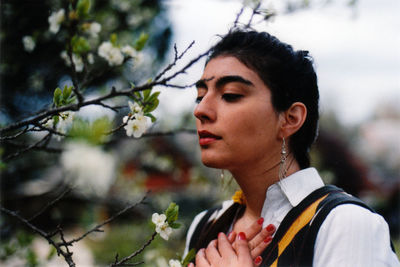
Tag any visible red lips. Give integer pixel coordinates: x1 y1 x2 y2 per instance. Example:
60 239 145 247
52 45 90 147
198 130 222 146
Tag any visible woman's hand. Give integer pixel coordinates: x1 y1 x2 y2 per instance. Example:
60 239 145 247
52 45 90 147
228 218 275 259
191 232 262 267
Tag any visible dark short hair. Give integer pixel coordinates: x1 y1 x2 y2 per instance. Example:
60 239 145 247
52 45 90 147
207 30 319 168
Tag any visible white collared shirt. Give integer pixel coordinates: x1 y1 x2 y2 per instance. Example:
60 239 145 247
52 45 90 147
185 168 400 266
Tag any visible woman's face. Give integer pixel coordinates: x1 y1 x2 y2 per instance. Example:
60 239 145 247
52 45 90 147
194 56 282 172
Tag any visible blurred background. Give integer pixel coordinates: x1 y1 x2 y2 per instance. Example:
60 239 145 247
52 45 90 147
1 0 399 266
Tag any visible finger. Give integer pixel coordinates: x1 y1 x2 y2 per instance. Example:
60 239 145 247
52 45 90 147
195 248 210 267
254 256 263 266
188 263 195 267
235 232 254 264
217 232 236 258
227 231 236 243
244 217 264 241
205 239 221 261
235 232 251 257
251 235 273 259
248 223 276 255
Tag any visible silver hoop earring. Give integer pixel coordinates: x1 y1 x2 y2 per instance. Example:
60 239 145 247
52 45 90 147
279 137 288 181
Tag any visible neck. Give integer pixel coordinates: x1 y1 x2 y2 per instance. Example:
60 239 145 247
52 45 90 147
230 155 300 219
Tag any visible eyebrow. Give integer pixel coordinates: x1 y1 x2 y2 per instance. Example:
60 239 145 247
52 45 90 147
195 75 253 89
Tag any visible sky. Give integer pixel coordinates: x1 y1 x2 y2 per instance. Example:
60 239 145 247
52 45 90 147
156 0 400 126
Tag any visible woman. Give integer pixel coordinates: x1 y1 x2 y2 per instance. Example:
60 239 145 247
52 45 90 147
184 30 399 267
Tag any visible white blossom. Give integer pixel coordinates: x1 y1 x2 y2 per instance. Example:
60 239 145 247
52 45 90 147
87 53 94 64
60 51 84 72
98 41 124 66
152 213 167 227
61 142 116 197
72 54 84 72
128 101 142 114
121 45 137 58
60 51 70 65
22 36 35 52
123 114 148 138
168 259 182 267
88 22 101 38
152 212 172 240
57 111 75 135
156 222 173 241
48 9 65 34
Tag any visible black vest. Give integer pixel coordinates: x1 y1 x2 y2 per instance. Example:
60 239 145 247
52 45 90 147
188 185 391 266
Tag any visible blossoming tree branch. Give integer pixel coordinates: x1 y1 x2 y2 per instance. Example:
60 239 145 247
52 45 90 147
0 0 270 266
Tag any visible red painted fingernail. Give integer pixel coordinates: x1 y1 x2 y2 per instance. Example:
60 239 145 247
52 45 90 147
218 232 224 238
264 236 273 243
266 224 275 232
257 217 264 225
254 256 262 265
238 232 246 240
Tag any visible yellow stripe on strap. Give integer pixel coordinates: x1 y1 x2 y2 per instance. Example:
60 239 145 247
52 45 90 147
270 194 328 267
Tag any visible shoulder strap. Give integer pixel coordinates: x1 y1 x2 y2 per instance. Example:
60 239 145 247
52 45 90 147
188 206 221 251
261 185 342 266
297 191 375 266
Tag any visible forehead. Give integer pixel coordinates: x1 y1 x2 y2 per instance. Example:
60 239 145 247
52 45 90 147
201 56 262 83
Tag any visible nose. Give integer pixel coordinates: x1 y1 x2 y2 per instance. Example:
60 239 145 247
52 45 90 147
193 94 216 123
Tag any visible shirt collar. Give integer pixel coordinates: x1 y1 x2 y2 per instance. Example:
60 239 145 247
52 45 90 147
273 167 324 207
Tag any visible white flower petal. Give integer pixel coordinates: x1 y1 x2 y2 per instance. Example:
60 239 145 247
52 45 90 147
22 36 35 52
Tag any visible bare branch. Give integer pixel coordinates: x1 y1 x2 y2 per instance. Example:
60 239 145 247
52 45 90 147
154 41 196 82
0 206 76 267
110 232 157 267
3 133 54 162
28 188 72 222
64 193 148 246
0 126 29 141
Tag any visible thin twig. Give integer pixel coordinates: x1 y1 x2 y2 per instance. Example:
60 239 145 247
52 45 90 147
3 133 52 162
0 206 76 267
0 126 29 141
28 188 72 222
110 232 157 267
64 194 148 246
154 41 196 82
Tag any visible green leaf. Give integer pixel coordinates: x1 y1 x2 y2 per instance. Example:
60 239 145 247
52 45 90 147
16 231 34 247
148 91 160 102
143 88 151 101
77 0 91 18
46 246 57 260
65 96 77 105
53 115 59 125
110 33 118 46
134 32 149 51
26 248 39 267
145 113 157 123
143 98 159 113
164 202 179 224
69 117 112 145
133 91 141 100
71 36 90 54
63 85 72 99
170 222 181 229
182 249 196 266
53 87 62 107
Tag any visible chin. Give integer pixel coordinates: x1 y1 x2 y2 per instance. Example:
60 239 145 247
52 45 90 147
200 153 228 169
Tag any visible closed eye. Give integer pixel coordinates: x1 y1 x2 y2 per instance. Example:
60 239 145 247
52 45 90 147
195 96 204 103
222 94 243 102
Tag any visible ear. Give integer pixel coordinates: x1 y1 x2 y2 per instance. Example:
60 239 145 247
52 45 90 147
279 102 307 139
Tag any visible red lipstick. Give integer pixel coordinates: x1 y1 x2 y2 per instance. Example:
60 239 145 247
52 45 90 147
198 130 221 146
